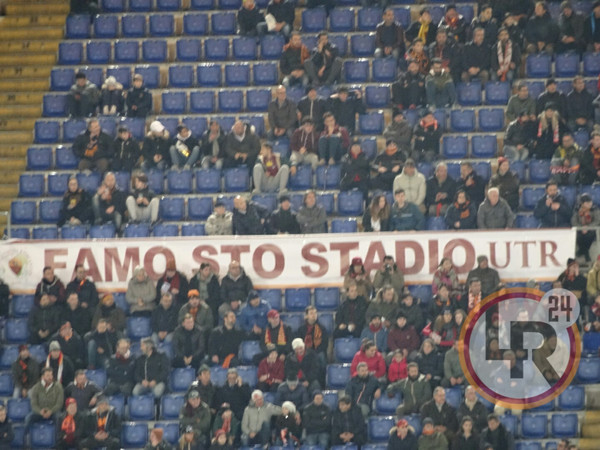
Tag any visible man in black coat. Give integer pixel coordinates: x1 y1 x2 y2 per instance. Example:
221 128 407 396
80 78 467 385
345 362 381 418
302 391 332 448
479 413 515 450
72 118 114 173
223 121 261 170
392 59 427 113
220 261 254 306
461 27 491 84
328 87 366 135
425 162 457 217
533 180 572 228
64 370 102 412
172 314 205 370
132 338 170 397
151 292 179 345
28 294 60 345
105 338 135 396
297 86 328 131
370 140 406 191
66 264 100 311
80 396 121 450
189 262 222 323
270 194 301 234
125 73 152 118
260 310 292 357
111 125 140 172
567 75 595 131
91 171 127 231
457 385 489 433
334 283 368 339
237 0 264 36
420 386 459 443
52 321 86 370
330 396 367 447
35 266 65 306
207 310 246 367
285 338 322 391
536 78 568 117
213 368 251 420
457 161 485 207
232 195 270 235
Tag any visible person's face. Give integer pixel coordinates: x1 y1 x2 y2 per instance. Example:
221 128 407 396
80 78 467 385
413 40 424 53
570 78 584 94
67 294 78 310
489 339 499 351
347 284 357 298
394 191 406 204
365 346 376 358
465 386 477 402
383 9 394 24
306 307 317 324
434 389 446 404
421 11 431 23
471 281 481 295
267 350 278 362
443 311 452 323
118 130 129 141
318 34 328 46
89 121 101 136
276 86 286 102
307 89 317 100
161 294 173 308
436 165 448 180
442 259 452 271
305 192 316 208
134 178 146 189
0 409 5 422
117 340 129 355
68 178 78 192
457 192 466 204
254 395 264 407
463 419 473 433
61 323 72 337
233 197 245 211
213 205 226 218
408 61 419 74
313 394 323 406
350 144 361 156
227 372 237 385
250 297 260 308
229 262 241 277
324 115 335 129
244 0 255 8
498 29 509 42
423 341 432 354
280 199 291 211
562 135 574 148
268 315 280 327
224 312 236 327
557 441 568 450
387 142 398 154
547 184 558 197
217 434 227 444
67 403 77 415
408 366 418 378
290 34 301 47
383 289 394 302
547 83 557 94
460 164 471 179
488 189 499 206
76 77 86 87
481 7 492 21
545 108 555 118
518 86 529 98
436 32 447 46
338 402 350 412
357 364 369 377
42 370 53 384
233 121 244 135
189 296 200 308
562 6 572 17
75 373 86 385
303 122 314 134
378 196 387 209
133 78 143 88
535 2 545 16
397 317 407 328
136 270 146 282
499 161 509 174
370 316 381 328
403 295 413 307
189 396 200 408
183 317 194 331
488 418 499 431
179 127 191 138
474 29 484 45
593 135 600 149
439 286 449 299
76 266 86 280
446 8 457 19
517 310 529 321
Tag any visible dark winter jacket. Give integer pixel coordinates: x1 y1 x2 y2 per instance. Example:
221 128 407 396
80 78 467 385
58 188 93 227
232 201 269 235
107 353 135 386
335 296 368 337
302 401 331 435
112 135 140 172
392 71 427 110
525 12 558 45
390 201 425 231
73 130 114 162
285 348 320 384
142 132 171 168
208 325 246 361
387 427 418 450
28 303 60 340
533 192 571 227
133 350 170 383
224 123 260 166
213 382 251 420
345 374 379 407
270 207 301 234
151 303 179 334
126 86 152 118
567 88 594 121
489 169 520 212
155 271 189 307
413 119 442 154
64 381 102 411
237 5 264 34
172 325 205 359
445 199 477 230
331 405 366 446
340 150 370 186
328 95 366 134
220 270 253 304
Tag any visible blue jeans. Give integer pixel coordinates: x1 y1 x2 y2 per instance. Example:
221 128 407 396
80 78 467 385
88 339 110 369
305 432 329 448
241 421 271 446
318 135 345 163
169 145 200 169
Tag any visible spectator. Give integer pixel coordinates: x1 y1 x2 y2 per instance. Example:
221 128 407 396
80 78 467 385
551 132 582 185
585 1 600 52
66 264 99 311
64 370 101 412
188 365 216 408
421 386 459 442
297 190 327 233
534 180 571 227
431 308 462 352
270 194 301 234
253 142 290 194
343 256 373 299
413 110 442 163
441 341 464 387
406 38 430 75
28 293 60 344
25 367 63 433
362 194 391 232
208 311 245 368
53 321 85 370
79 395 121 450
145 428 171 450
86 318 118 370
457 385 489 433
387 312 421 356
457 162 486 206
371 140 406 191
491 26 521 82
189 262 222 323
58 175 93 227
350 340 386 378
286 338 321 392
264 0 294 40
331 396 367 447
579 131 600 184
11 344 39 399
274 401 302 446
419 417 450 450
440 4 468 43
340 141 370 201
304 32 343 87
0 405 13 448
390 188 426 231
334 282 368 338
239 290 270 337
209 428 233 449
125 173 160 224
537 78 568 117
470 4 498 46
558 259 588 314
105 338 135 397
290 117 319 175
205 200 233 236
261 309 292 358
384 111 413 151
91 293 126 334
223 120 261 170
489 157 520 211
156 259 189 308
142 120 170 170
67 71 99 118
558 1 585 53
445 190 477 230
220 260 254 307
388 419 418 450
373 256 405 297
151 292 178 345
297 87 328 132
426 58 457 108
92 171 126 231
170 123 201 170
479 414 514 450
367 283 400 328
466 255 501 298
503 111 536 161
125 73 152 118
268 86 297 141
459 278 483 313
179 390 211 443
461 28 491 84
375 8 405 60
388 349 408 383
329 87 366 135
241 390 280 446
346 361 381 418
477 187 515 229
406 8 437 46
280 32 310 88
200 120 226 169
318 112 350 165
428 28 461 80
398 293 425 333
415 339 444 387
387 362 432 415
257 349 285 392
232 195 270 235
302 391 331 448
426 162 457 217
506 82 537 123
276 374 309 408
74 118 114 173
297 306 329 364
525 1 558 54
133 338 170 397
360 313 388 353
126 265 156 315
172 313 205 370
0 278 9 319
211 403 240 446
567 76 595 131
237 0 264 37
573 193 600 261
502 12 526 49
100 76 123 116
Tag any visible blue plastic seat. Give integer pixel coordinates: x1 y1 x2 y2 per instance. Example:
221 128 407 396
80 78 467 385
211 11 236 34
522 414 548 439
159 394 185 420
101 0 125 12
181 223 205 236
142 39 167 62
322 390 339 411
316 192 334 215
217 116 236 132
327 363 351 389
472 135 497 158
31 421 55 448
122 14 146 37
34 120 60 144
279 312 303 332
499 414 518 435
66 14 90 38
232 36 257 59
50 68 74 91
330 8 354 32
368 416 395 442
375 393 401 415
166 65 192 88
159 196 185 220
130 0 151 11
204 37 229 60
240 340 262 364
251 193 277 213
288 164 312 191
122 422 149 447
183 13 209 35
338 190 364 216
260 34 285 59
478 108 504 132
527 53 552 78
315 164 341 189
372 57 397 82
583 51 600 76
442 135 468 158
551 413 577 438
10 227 29 239
0 372 14 396
5 318 29 343
392 6 411 28
166 169 193 194
19 174 44 197
58 42 83 64
32 226 59 239
485 81 510 105
237 366 258 387
157 0 180 10
89 224 116 238
457 82 482 106
86 40 111 64
223 167 249 192
426 216 448 230
60 225 87 239
196 63 221 87
12 294 35 317
174 40 199 64
107 395 125 416
11 200 36 224
357 7 382 31
181 117 206 138
258 289 282 310
472 161 491 181
246 88 271 112
104 66 130 89
444 387 462 409
285 288 311 312
251 63 276 87
218 89 244 112
577 356 600 383
520 187 545 211
209 367 228 388
555 52 580 77
193 168 220 194
334 338 361 362
127 316 152 339
152 223 179 236
161 91 186 114
330 34 348 56
314 287 339 310
515 443 542 450
358 111 383 134
529 159 551 184
0 346 19 369
450 109 475 132
62 118 86 143
114 40 139 63
149 14 175 36
302 7 327 32
558 385 584 410
583 332 600 356
85 369 107 389
7 398 31 422
76 171 101 193
350 34 376 56
187 197 213 221
225 63 250 87
365 85 390 108
39 199 62 223
170 367 195 392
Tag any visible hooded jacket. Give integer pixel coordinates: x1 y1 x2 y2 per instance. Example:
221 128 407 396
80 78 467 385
73 129 114 162
58 188 93 227
179 400 211 437
126 85 152 118
133 350 170 383
239 299 270 332
100 80 124 114
112 134 141 172
142 130 171 167
384 119 413 151
232 201 269 235
205 210 233 236
270 206 301 234
390 201 425 231
340 149 370 186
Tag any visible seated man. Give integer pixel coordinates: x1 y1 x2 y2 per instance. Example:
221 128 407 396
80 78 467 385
375 8 405 60
92 171 126 230
73 118 114 173
270 194 301 234
205 200 233 236
169 123 201 169
199 120 226 169
328 87 366 135
390 188 425 231
208 311 245 368
232 195 270 235
86 318 118 370
550 132 582 185
406 8 437 46
79 396 121 450
461 27 490 84
263 0 294 40
241 390 281 446
567 75 595 131
533 180 571 228
67 71 99 118
151 292 178 345
142 120 170 170
384 111 413 152
125 173 159 224
11 344 40 399
477 187 515 229
125 73 152 118
25 368 63 436
290 117 319 173
223 120 261 170
105 338 135 397
253 143 290 194
525 1 558 54
392 57 427 115
52 321 85 370
345 362 381 418
304 32 342 87
491 26 521 82
64 370 102 412
425 58 456 108
318 112 350 165
237 0 265 37
280 32 310 88
370 140 406 191
331 396 367 447
297 86 327 132
503 111 536 161
340 140 370 201
132 338 170 397
268 85 297 140
425 162 456 217
420 386 459 443
413 110 442 163
172 313 205 370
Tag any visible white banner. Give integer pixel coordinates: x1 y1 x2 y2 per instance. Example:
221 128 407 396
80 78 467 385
1 229 576 293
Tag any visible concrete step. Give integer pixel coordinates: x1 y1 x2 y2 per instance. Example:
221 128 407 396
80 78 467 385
0 40 59 54
0 65 52 79
0 145 28 158
0 131 34 145
0 105 42 118
5 3 70 15
579 438 600 450
0 15 66 28
0 92 44 105
0 27 63 40
0 159 27 171
0 78 49 92
0 198 13 212
0 186 19 198
0 118 37 132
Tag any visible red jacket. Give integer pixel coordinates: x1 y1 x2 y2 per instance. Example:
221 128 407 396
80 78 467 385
257 357 284 386
388 358 407 383
350 350 386 378
387 325 421 354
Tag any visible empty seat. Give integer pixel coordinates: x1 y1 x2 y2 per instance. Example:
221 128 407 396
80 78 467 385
183 13 209 35
330 7 354 32
162 91 187 114
240 340 262 364
50 68 75 91
485 81 510 105
149 14 175 36
7 398 31 422
0 346 20 369
280 312 303 331
558 385 585 410
39 199 62 223
183 116 207 137
334 337 361 362
211 11 236 34
236 366 258 387
317 192 334 215
0 372 14 396
260 35 285 59
251 193 277 213
358 111 384 134
522 414 548 439
302 7 327 32
197 63 221 86
426 216 448 230
181 223 205 236
479 108 504 131
85 369 107 389
127 316 152 340
157 0 180 10
338 190 364 215
61 225 87 239
521 187 546 210
218 0 241 7
114 40 139 63
142 39 167 62
31 421 55 448
555 52 580 77
122 14 146 37
86 40 111 64
175 39 200 62
122 422 148 447
159 196 185 220
187 197 213 222
350 34 376 56
204 37 229 60
89 224 116 238
153 223 179 237
392 6 411 28
285 288 311 311
450 109 476 132
551 413 577 438
357 7 382 31
12 295 35 317
168 65 193 88
529 159 551 183
101 0 125 12
63 118 87 142
34 120 60 144
223 168 249 192
327 363 351 389
47 172 71 195
330 34 348 56
499 414 518 435
457 82 482 106
32 226 58 240
19 174 44 197
107 66 132 89
577 357 600 383
368 416 395 442
365 86 390 108
247 88 271 112
527 53 552 78
314 287 340 310
583 51 600 76
11 200 36 224
289 164 312 190
442 135 468 158
66 14 91 38
170 367 196 391
232 36 257 59
119 116 145 141
5 319 29 343
160 394 185 420
194 168 221 193
472 135 497 158
225 63 250 86
77 171 102 192
372 57 397 82
218 90 244 112
130 0 151 11
315 164 341 189
583 332 600 355
58 42 83 64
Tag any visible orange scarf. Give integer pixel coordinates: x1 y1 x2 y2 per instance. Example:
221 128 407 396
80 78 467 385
61 414 76 444
265 325 287 346
97 413 107 431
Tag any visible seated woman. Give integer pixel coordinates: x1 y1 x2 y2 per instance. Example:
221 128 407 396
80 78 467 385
273 401 301 447
58 175 92 227
362 194 391 232
343 256 373 299
432 257 461 300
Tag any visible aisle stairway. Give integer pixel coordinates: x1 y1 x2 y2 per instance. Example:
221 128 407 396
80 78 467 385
0 0 68 231
580 409 600 449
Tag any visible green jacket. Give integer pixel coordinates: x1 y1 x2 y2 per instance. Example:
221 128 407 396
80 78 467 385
30 380 64 414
